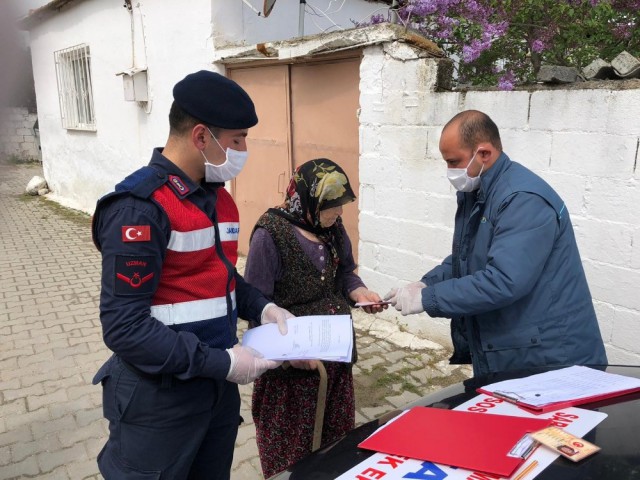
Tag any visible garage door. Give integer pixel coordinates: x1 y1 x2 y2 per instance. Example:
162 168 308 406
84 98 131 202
228 54 361 261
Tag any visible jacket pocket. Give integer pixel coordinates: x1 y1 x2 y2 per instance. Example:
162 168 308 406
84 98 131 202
480 325 542 352
98 444 161 480
480 325 545 373
92 354 115 385
95 356 140 422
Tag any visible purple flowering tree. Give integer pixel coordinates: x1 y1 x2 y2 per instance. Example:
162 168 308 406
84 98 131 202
378 0 640 89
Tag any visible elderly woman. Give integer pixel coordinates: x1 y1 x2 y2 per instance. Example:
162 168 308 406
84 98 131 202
244 158 385 478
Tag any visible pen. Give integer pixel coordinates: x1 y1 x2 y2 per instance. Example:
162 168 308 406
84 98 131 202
513 460 538 480
493 391 519 403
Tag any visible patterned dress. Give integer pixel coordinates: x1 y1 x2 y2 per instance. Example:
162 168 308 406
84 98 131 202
249 212 357 478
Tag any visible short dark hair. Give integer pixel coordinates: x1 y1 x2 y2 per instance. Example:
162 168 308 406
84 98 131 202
168 101 200 136
168 101 223 139
445 110 503 151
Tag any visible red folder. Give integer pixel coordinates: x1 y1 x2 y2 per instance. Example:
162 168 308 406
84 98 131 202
358 407 551 477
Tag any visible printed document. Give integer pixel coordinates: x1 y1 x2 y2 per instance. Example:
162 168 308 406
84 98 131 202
241 314 353 362
481 365 640 408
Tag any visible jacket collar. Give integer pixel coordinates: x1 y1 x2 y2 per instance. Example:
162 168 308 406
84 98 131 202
149 148 201 198
476 151 511 202
455 152 511 204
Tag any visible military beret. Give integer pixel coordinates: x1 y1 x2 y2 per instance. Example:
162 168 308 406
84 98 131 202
172 70 258 129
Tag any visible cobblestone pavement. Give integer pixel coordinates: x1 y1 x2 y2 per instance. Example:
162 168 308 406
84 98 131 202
0 162 471 480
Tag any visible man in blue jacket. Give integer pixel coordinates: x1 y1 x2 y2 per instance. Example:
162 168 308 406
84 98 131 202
386 110 607 377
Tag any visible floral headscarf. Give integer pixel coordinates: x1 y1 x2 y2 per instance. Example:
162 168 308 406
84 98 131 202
269 158 356 264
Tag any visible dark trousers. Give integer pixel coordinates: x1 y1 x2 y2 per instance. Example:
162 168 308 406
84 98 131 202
93 356 240 480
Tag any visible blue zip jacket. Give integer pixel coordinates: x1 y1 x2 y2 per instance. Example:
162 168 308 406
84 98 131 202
421 153 607 376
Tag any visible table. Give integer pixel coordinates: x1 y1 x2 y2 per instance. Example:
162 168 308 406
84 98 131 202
269 365 640 480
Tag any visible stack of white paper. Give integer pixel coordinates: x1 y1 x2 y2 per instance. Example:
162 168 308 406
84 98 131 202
242 314 353 362
481 365 640 408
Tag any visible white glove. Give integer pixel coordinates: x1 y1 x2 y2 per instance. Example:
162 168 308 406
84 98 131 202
384 281 427 316
261 303 294 335
225 344 281 385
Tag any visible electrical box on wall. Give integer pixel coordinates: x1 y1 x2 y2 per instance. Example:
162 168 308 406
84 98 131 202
116 67 148 102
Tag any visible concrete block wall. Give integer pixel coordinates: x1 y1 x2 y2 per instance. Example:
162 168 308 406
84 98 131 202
358 43 640 364
0 107 41 161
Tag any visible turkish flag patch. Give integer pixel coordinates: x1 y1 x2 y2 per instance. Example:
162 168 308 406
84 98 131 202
122 225 151 242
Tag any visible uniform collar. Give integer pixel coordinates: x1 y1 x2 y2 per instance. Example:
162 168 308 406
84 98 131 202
149 148 200 198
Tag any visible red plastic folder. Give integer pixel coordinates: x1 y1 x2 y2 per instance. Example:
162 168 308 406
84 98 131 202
358 407 551 477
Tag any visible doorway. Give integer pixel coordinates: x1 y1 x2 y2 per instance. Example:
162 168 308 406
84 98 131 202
228 54 361 259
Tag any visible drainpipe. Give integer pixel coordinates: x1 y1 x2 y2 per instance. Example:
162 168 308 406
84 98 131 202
390 0 399 24
298 0 306 37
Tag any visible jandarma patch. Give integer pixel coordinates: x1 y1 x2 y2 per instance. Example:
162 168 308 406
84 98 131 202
114 255 156 296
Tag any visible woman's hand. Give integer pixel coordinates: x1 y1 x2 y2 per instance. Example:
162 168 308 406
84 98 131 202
289 360 320 370
349 286 388 314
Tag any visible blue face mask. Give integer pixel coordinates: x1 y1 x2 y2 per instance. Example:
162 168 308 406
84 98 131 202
200 128 248 183
447 149 483 192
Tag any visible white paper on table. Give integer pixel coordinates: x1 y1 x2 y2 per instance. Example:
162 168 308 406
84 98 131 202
481 365 640 407
241 314 353 362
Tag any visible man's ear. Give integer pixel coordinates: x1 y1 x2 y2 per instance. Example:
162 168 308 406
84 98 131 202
191 124 208 150
477 143 494 163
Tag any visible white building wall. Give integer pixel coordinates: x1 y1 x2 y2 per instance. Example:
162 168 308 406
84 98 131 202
27 0 390 212
358 44 640 364
216 0 387 46
28 0 214 212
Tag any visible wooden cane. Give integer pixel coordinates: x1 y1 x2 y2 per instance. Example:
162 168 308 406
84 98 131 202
312 361 328 452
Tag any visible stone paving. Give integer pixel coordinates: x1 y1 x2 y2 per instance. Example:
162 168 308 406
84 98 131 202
0 161 471 480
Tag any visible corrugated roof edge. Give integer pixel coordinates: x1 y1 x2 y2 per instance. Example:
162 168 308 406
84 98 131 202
214 23 444 64
18 0 88 31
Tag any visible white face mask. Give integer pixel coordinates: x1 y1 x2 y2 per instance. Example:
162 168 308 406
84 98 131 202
447 149 484 192
201 128 248 183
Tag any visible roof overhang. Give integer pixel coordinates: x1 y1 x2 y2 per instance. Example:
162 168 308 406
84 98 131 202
214 23 444 64
18 0 88 30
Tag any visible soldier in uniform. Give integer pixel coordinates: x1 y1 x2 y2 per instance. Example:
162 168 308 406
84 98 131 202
92 70 292 479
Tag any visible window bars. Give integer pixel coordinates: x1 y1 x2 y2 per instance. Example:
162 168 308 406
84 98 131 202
54 44 96 130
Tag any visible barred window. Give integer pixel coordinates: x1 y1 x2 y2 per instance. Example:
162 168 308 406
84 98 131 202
54 44 96 130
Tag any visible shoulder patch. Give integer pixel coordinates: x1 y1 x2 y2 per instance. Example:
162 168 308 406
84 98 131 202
168 175 190 197
122 225 151 242
114 255 156 296
115 166 158 193
115 166 167 199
